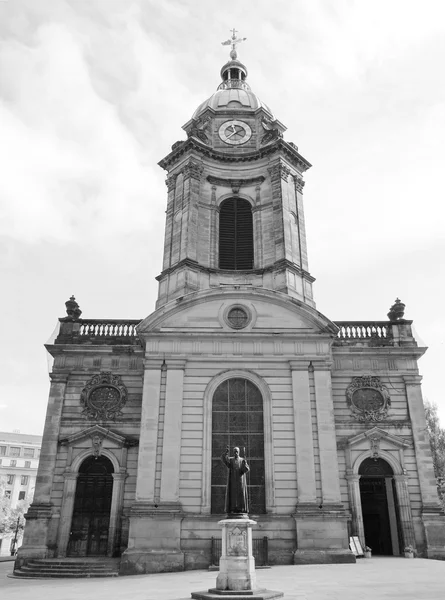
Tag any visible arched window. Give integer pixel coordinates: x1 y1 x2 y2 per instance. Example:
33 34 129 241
211 378 266 514
219 198 254 270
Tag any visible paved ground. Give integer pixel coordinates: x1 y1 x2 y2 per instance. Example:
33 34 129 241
1 557 445 600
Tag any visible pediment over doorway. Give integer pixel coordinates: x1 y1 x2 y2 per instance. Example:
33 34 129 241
341 427 411 476
346 427 411 450
59 425 138 449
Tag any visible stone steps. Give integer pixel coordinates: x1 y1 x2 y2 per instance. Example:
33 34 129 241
13 558 120 578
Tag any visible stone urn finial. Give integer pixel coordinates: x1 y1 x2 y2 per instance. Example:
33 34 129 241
65 295 82 320
387 298 405 321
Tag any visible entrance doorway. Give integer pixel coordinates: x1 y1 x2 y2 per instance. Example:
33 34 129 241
67 455 114 557
359 458 401 555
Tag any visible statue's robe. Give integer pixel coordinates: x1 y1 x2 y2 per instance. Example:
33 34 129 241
221 452 250 514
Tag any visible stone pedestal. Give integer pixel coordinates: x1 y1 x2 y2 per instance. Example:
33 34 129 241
192 518 283 600
216 518 257 592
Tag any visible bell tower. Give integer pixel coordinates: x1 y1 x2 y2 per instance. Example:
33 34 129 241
156 32 315 309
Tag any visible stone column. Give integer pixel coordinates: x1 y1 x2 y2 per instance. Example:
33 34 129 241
17 373 68 563
404 375 440 508
56 472 78 557
290 361 316 504
108 472 127 556
346 474 365 545
313 364 342 504
160 359 186 505
393 474 416 550
134 359 164 502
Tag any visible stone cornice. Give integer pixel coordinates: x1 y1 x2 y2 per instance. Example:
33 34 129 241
158 137 311 173
206 175 265 188
156 257 315 283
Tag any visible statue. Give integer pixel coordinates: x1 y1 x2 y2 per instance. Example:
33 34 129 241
221 446 249 516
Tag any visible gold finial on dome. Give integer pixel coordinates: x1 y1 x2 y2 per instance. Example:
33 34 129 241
221 28 247 60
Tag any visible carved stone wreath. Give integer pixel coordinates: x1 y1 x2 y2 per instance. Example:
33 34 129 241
346 376 391 423
80 372 127 420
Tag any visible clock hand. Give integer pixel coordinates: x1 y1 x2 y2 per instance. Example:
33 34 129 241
226 126 243 139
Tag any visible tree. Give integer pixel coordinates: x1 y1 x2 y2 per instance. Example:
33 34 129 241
424 400 445 509
424 401 445 478
0 478 28 536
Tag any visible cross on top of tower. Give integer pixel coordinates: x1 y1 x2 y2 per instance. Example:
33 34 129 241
221 28 247 60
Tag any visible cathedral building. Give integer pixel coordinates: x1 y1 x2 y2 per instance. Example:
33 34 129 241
15 36 445 575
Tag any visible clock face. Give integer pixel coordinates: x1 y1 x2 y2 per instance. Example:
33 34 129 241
218 120 252 145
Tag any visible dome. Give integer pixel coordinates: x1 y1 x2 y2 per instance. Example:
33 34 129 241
192 88 274 120
191 43 274 121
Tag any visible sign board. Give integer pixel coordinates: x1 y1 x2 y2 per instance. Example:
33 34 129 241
349 536 364 556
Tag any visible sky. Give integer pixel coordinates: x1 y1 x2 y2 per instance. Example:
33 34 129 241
1 0 444 435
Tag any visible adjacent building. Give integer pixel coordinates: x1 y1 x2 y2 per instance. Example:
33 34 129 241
16 38 445 574
0 431 42 556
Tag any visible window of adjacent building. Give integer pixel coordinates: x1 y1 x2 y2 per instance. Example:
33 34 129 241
18 491 26 501
9 447 20 457
23 448 34 458
10 459 17 467
211 378 266 514
21 475 29 485
0 446 6 456
219 198 254 270
6 474 14 485
4 490 11 499
25 461 31 468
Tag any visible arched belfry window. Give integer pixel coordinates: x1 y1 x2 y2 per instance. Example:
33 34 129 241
219 198 254 270
211 378 266 514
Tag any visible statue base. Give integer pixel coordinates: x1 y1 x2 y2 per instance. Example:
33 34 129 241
191 518 283 600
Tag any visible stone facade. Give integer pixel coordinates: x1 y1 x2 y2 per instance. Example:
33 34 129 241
16 47 445 575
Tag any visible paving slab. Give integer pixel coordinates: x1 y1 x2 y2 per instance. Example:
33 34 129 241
1 557 445 600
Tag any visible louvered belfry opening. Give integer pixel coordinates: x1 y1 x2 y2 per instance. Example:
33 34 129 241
219 198 254 270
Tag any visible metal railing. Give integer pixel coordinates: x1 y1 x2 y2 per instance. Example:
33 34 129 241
211 536 268 567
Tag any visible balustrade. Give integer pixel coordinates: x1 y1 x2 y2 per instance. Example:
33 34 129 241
56 319 141 345
78 320 139 338
335 321 393 345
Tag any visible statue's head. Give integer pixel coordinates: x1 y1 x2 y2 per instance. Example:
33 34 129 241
233 447 240 457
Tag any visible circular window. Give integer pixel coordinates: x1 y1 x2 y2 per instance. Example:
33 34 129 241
227 307 249 329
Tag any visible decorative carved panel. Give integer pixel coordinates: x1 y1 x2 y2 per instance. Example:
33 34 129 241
227 526 247 556
346 376 391 423
80 372 128 421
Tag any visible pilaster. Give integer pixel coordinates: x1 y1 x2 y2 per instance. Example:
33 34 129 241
56 472 78 557
312 363 342 505
34 373 68 504
404 375 441 508
181 160 203 263
267 161 290 263
346 474 365 546
393 474 416 550
108 471 127 556
289 361 316 504
159 359 186 506
135 359 164 502
16 373 68 563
